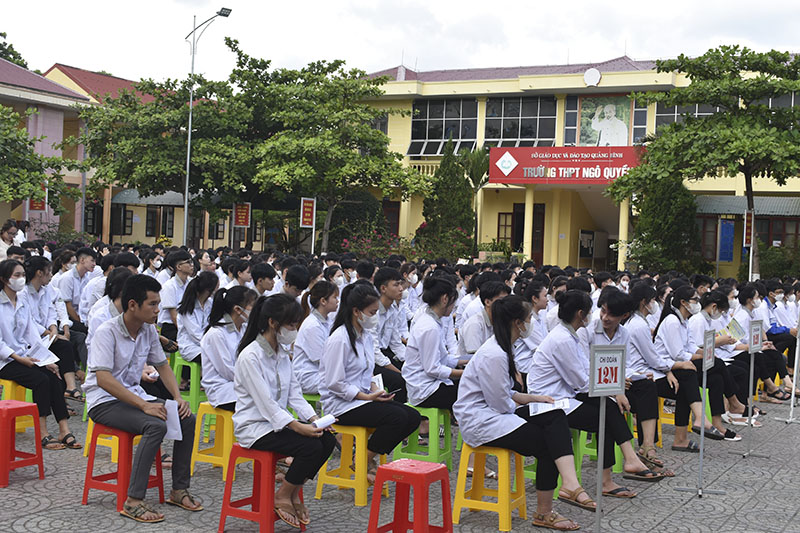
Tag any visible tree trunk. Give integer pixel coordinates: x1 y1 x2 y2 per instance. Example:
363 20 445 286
321 198 336 253
744 171 760 279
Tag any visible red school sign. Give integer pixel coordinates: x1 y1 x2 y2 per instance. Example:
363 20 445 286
489 146 641 185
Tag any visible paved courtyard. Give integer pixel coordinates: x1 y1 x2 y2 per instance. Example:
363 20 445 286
3 398 800 533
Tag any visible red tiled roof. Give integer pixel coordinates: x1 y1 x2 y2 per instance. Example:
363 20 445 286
43 63 155 104
0 57 89 100
370 56 657 83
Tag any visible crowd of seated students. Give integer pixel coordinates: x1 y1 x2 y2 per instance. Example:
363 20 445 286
4 218 800 529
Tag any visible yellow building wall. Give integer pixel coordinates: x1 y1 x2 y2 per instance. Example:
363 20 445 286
44 68 99 103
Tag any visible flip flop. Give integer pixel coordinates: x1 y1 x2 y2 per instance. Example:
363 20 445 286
274 502 301 529
602 486 636 499
293 502 310 525
768 389 791 401
671 441 700 453
622 468 663 482
636 448 664 469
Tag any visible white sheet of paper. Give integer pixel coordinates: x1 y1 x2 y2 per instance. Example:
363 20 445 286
371 374 384 391
164 399 183 441
29 341 59 367
529 398 582 416
43 334 56 348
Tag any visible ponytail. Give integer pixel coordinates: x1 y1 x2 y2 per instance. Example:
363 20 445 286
205 285 258 333
491 295 530 382
301 280 337 318
237 294 304 354
331 281 379 355
653 284 695 340
178 271 218 315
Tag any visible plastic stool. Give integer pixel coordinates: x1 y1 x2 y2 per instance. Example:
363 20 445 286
191 402 244 479
218 444 306 533
0 400 44 487
452 443 526 532
393 405 452 469
303 393 321 411
573 429 624 474
83 418 141 463
0 380 34 433
688 388 713 428
520 429 586 499
172 354 206 412
367 459 453 533
315 425 388 507
82 422 164 511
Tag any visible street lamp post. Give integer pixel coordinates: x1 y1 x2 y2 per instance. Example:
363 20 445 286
183 7 231 246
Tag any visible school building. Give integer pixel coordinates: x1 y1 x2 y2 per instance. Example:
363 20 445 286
367 56 800 276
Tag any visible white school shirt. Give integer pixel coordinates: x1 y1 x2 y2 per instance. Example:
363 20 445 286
625 312 671 379
86 296 119 348
55 265 90 313
578 317 630 353
319 325 375 417
461 296 483 327
455 292 477 331
545 304 561 332
143 266 158 278
177 297 213 361
453 335 526 448
200 316 244 407
457 307 492 358
646 303 663 330
155 268 172 286
79 273 107 324
233 336 316 448
733 305 768 345
83 315 168 412
776 301 796 328
25 283 58 333
403 309 459 406
0 290 43 372
157 275 188 325
689 311 738 362
653 312 694 363
526 321 589 400
373 300 406 364
292 309 329 394
513 308 548 374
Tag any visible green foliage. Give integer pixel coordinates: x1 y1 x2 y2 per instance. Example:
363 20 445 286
327 190 386 253
458 146 490 255
0 32 27 68
420 140 474 236
0 106 79 212
623 177 709 273
35 221 94 247
737 240 800 281
415 225 472 261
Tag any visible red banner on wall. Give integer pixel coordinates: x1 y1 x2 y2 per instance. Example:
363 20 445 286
300 197 316 228
489 146 641 185
29 183 48 211
233 203 251 227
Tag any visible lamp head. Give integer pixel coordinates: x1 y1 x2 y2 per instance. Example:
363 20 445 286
217 7 232 16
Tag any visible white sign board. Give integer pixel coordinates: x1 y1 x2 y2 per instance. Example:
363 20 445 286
588 344 626 397
703 329 716 371
749 319 763 354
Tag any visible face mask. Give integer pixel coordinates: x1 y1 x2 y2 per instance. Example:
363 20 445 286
153 260 162 269
647 301 659 316
519 320 533 339
581 313 591 328
358 311 379 331
239 308 250 323
729 298 738 309
733 289 739 297
790 295 797 303
401 289 409 300
408 273 418 285
276 326 298 345
752 298 762 309
620 280 629 289
710 310 723 320
334 276 345 288
775 293 785 302
8 277 25 292
686 302 701 315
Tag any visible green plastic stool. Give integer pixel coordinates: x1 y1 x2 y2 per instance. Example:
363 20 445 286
393 405 452 469
574 428 625 475
171 354 207 413
689 388 713 427
303 393 321 412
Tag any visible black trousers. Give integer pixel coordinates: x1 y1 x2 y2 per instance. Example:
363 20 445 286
252 430 336 485
140 378 173 400
768 331 796 366
722 360 750 408
733 350 785 382
335 402 421 454
626 378 659 446
373 364 407 404
0 361 69 421
381 347 404 370
655 369 701 426
216 402 236 412
51 338 77 378
69 320 88 334
181 354 201 381
689 359 725 416
568 394 633 470
417 382 458 410
160 323 178 343
67 330 88 366
486 407 573 491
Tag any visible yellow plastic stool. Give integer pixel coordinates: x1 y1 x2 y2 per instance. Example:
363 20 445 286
190 402 245 479
452 443 526 532
83 418 141 463
315 425 388 507
0 379 34 433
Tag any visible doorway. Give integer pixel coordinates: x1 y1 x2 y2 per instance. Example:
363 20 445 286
511 203 545 265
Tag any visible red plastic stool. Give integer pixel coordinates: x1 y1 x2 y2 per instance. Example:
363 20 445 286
0 400 44 487
218 443 305 533
368 458 453 533
81 422 164 511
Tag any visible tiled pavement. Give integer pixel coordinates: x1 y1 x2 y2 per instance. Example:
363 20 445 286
3 398 800 532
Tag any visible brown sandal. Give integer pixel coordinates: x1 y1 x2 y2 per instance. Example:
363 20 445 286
533 511 580 531
557 486 596 512
120 501 164 523
274 501 301 529
637 446 664 469
293 502 310 525
166 489 204 511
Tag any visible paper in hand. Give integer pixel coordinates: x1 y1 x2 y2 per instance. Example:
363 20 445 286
371 374 384 391
164 399 183 441
29 341 59 367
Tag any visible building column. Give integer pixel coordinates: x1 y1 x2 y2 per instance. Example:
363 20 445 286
523 185 535 259
554 94 566 146
548 189 562 263
101 187 112 243
202 210 210 249
476 97 487 149
617 197 630 270
398 198 412 238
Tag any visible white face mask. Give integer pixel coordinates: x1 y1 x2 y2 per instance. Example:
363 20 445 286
774 293 785 302
8 277 26 292
276 326 297 345
153 260 162 269
710 309 723 320
358 311 379 331
752 298 762 309
408 273 418 285
686 302 701 315
334 276 345 288
647 300 659 316
790 295 797 303
728 298 738 309
581 313 591 328
519 320 533 339
733 289 739 297
401 289 409 300
620 280 629 289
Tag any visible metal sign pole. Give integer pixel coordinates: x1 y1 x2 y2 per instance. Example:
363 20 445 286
776 315 800 423
594 396 606 533
731 320 769 459
311 198 316 256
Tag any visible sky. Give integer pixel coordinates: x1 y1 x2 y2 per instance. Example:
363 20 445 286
5 0 800 83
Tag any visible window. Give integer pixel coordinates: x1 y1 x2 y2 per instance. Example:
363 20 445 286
697 216 717 261
656 103 720 133
161 207 174 238
210 219 225 240
564 96 579 146
484 96 557 147
631 100 648 144
497 213 513 245
124 209 133 235
233 227 247 243
408 98 478 157
254 222 263 242
753 92 797 109
146 207 159 237
110 205 133 236
755 217 800 248
371 113 388 135
84 203 102 236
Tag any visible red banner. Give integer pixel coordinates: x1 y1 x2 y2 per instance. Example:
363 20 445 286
744 209 754 247
29 183 47 211
233 203 251 228
489 146 641 185
300 197 316 228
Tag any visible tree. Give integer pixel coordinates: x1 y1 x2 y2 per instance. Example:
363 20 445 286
608 45 800 278
458 145 490 256
0 32 27 69
0 106 78 211
327 190 386 253
420 140 474 235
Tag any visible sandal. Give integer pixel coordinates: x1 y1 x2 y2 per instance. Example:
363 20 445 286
690 425 725 441
160 453 173 469
557 486 596 512
60 433 82 449
41 435 65 450
166 489 204 511
723 429 742 442
120 501 164 523
637 446 664 469
274 501 301 529
671 441 700 453
64 389 84 402
655 467 675 477
766 389 790 401
532 511 580 531
293 502 310 525
466 467 497 479
602 486 637 498
622 468 663 482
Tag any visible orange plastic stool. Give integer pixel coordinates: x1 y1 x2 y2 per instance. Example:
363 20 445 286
0 400 44 487
218 444 306 533
367 458 453 533
81 422 164 511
